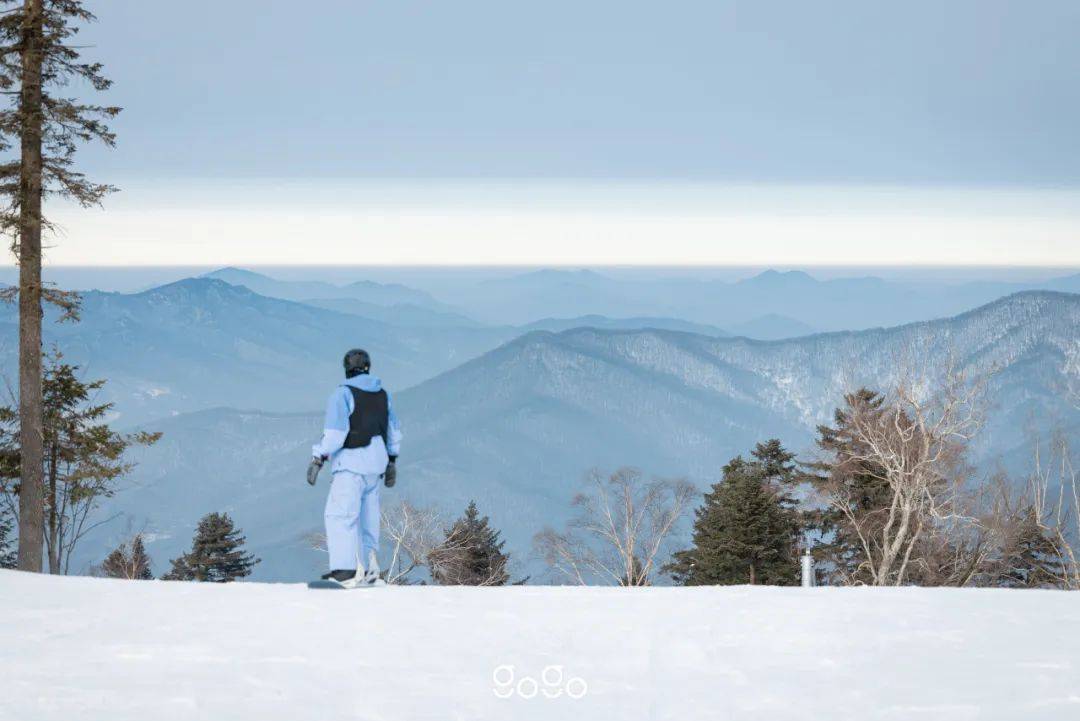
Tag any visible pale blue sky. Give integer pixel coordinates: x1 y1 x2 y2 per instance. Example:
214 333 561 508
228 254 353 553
76 0 1080 183
24 1 1080 265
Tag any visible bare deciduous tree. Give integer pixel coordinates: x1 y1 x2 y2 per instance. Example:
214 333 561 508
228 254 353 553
1026 434 1080 589
98 532 153 580
304 501 475 584
535 468 695 586
383 500 469 585
820 366 987 586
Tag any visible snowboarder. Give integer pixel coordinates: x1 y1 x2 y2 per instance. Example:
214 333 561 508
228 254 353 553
307 349 402 587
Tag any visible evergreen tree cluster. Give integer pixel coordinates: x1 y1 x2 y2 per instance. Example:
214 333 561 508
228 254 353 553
666 440 800 586
163 512 259 583
0 507 16 569
431 501 510 586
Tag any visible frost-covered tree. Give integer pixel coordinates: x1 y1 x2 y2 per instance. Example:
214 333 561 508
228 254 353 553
100 533 153 580
431 501 509 586
0 0 121 572
163 512 259 583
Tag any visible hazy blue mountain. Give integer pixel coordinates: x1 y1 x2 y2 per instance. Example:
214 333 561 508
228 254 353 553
726 313 817 340
445 267 1080 331
71 291 1079 581
0 278 516 426
473 269 645 323
299 297 483 328
521 315 728 336
1037 272 1080 293
203 267 450 310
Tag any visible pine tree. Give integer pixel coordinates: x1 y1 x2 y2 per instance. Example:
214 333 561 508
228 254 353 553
162 512 259 583
0 350 159 574
0 0 121 572
101 533 153 580
751 439 799 508
667 452 799 586
998 508 1065 589
431 501 510 586
0 505 16 568
802 389 893 585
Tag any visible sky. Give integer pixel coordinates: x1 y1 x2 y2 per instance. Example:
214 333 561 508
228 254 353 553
17 0 1080 266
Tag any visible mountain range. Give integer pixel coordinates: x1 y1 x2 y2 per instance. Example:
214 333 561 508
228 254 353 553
441 267 1080 330
0 278 515 426
0 272 855 426
205 264 1080 335
68 290 1080 582
202 267 449 309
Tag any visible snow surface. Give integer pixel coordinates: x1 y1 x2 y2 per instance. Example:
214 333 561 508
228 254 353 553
2 571 1079 721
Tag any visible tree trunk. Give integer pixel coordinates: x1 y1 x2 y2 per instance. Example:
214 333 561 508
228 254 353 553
15 0 45 573
46 447 58 574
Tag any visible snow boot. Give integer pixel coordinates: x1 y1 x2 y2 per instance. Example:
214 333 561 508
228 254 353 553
321 569 356 583
362 550 382 586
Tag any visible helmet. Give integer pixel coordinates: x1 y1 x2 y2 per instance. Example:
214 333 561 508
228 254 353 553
343 348 371 378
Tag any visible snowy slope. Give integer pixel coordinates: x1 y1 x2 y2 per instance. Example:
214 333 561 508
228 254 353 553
2 571 1079 721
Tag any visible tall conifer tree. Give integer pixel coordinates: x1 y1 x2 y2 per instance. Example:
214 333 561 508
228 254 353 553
803 389 894 585
0 1 120 571
667 447 800 586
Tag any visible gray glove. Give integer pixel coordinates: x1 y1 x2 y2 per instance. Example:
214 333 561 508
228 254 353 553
307 456 325 486
383 458 397 488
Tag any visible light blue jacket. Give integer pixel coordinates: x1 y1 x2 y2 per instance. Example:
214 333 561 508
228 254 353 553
312 374 402 475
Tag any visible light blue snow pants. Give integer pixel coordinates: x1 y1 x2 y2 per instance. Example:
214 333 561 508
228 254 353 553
324 471 381 571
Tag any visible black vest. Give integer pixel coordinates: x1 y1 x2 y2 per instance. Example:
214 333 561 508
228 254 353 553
343 386 389 449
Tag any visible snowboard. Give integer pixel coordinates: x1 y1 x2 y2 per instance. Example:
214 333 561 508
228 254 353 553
307 578 388 590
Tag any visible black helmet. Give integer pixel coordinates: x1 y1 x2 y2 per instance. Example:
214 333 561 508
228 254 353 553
343 348 371 378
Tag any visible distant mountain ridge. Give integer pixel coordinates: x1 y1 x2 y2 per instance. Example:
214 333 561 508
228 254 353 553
521 315 729 337
444 267 1080 329
0 277 517 426
203 267 453 310
74 290 1079 581
0 273 858 429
